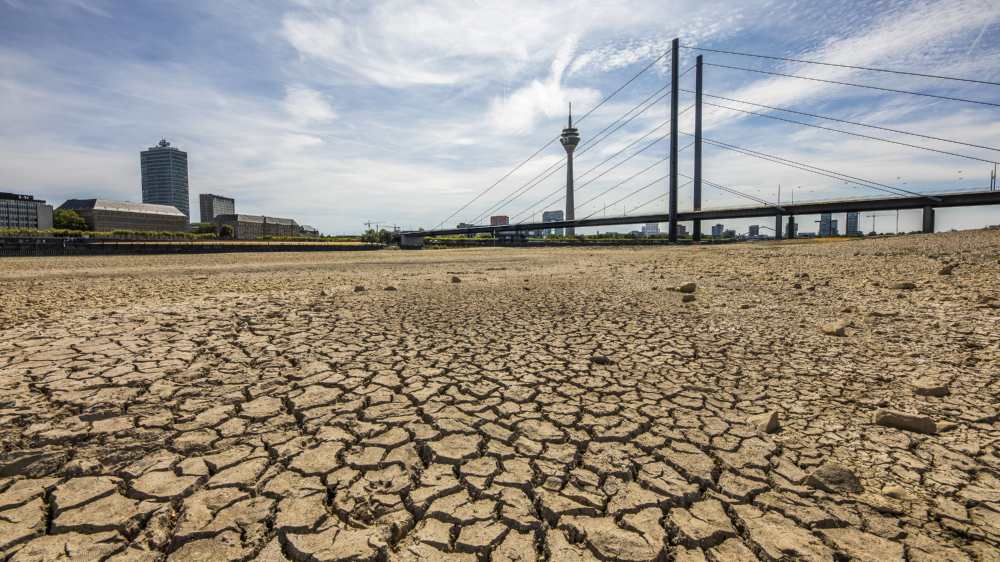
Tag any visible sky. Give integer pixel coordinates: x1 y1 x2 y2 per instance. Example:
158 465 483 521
1 0 999 235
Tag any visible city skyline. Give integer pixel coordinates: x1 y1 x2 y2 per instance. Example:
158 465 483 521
1 1 998 234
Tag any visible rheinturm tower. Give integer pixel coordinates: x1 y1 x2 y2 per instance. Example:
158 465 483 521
560 104 580 237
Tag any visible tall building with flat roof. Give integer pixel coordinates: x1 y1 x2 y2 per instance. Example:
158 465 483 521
141 139 190 218
490 215 509 226
199 194 234 223
748 224 760 237
0 192 53 229
711 224 724 237
819 212 834 236
846 212 861 235
641 222 660 236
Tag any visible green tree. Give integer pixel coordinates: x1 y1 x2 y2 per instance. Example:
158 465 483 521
53 209 87 230
218 224 234 239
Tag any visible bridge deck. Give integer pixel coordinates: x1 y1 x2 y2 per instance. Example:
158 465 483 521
412 189 1000 237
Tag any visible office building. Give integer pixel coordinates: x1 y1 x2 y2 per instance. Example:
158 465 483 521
641 222 660 236
819 212 835 236
711 224 724 237
199 193 235 223
831 219 839 236
542 210 564 236
490 215 510 226
0 192 53 229
748 224 760 237
57 199 187 232
846 212 861 235
213 214 300 239
141 139 190 218
676 224 688 237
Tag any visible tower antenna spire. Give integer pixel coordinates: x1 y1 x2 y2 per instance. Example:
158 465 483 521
568 102 572 128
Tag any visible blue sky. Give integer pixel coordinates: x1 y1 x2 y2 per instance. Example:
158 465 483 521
2 0 999 234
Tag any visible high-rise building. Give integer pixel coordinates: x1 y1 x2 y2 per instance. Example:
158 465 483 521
0 192 53 229
542 210 564 236
641 222 660 236
831 219 839 236
490 215 510 226
141 139 190 218
676 224 688 237
748 224 760 237
846 212 861 235
711 223 724 237
199 194 234 223
818 212 835 236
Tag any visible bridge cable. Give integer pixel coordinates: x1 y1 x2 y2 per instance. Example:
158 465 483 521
511 103 696 223
702 100 998 164
679 45 1000 87
434 50 677 229
469 64 697 225
685 131 939 200
680 90 1000 153
470 85 671 224
705 63 1000 109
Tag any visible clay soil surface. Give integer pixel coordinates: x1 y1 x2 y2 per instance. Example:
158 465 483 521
1 231 998 561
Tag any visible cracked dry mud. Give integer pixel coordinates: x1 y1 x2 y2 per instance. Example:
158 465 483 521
1 230 999 561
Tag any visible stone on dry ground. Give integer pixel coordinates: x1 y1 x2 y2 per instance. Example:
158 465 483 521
0 230 998 560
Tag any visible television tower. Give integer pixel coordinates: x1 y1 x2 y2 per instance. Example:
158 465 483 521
560 103 580 236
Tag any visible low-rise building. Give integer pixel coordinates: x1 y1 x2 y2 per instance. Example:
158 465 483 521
1 192 53 229
490 215 510 226
57 199 187 232
213 214 300 239
299 224 319 237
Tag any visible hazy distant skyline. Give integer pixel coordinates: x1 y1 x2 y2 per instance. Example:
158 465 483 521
1 0 998 233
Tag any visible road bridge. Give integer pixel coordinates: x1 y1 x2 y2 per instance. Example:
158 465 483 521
405 189 1000 239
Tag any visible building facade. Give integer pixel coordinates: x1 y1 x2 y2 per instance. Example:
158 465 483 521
490 215 510 226
0 192 53 229
198 193 235 223
818 212 834 236
748 224 760 237
141 139 190 218
542 210 564 236
846 212 861 235
213 214 300 239
711 223 724 237
57 199 187 232
641 222 660 236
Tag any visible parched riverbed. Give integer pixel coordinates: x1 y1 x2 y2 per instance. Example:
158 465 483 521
1 231 998 561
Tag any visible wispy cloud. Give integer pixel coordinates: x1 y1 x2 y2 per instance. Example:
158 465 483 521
0 0 997 234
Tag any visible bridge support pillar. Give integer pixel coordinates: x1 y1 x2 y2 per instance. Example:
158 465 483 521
922 206 935 234
774 214 782 240
692 219 701 242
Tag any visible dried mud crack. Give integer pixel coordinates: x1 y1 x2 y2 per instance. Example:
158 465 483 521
1 231 999 561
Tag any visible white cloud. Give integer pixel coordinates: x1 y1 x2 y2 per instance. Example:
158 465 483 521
487 36 601 134
283 85 337 124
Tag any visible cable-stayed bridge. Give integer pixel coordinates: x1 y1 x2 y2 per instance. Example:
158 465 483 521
403 38 1000 242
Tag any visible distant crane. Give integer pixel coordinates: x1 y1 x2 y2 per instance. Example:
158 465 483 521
864 212 894 234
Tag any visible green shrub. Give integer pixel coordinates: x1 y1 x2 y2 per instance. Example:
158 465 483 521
53 209 88 230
